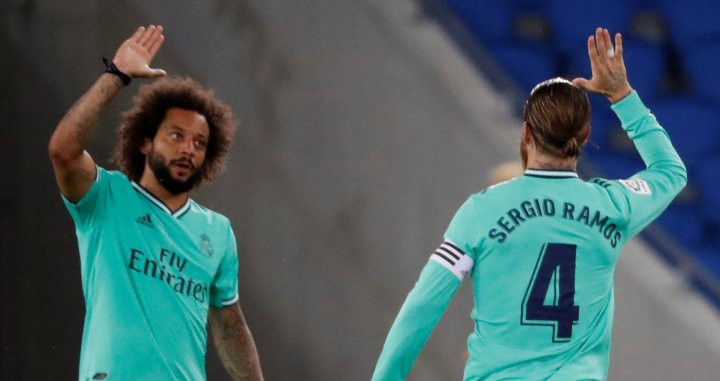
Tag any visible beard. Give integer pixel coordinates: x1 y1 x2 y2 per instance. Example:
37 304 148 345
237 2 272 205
147 150 202 195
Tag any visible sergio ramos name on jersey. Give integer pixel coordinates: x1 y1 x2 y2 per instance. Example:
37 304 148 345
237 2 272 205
487 198 622 248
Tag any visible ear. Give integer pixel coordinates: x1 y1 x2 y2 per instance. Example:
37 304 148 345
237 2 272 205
522 122 533 145
583 125 592 145
140 138 152 155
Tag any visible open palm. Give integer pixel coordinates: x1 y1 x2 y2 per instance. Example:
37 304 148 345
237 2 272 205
112 25 166 78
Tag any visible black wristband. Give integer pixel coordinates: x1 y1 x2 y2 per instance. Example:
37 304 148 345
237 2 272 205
102 57 131 86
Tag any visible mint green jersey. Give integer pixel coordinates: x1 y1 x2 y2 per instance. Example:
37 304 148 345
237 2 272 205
373 92 687 380
62 167 239 381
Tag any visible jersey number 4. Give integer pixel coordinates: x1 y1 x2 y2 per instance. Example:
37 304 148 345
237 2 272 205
521 243 579 342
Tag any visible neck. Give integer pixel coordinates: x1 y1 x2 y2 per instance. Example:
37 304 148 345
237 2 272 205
526 152 577 172
138 170 189 212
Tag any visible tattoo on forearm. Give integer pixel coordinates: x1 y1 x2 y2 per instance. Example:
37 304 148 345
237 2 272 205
59 78 120 151
211 307 263 381
221 311 246 340
74 112 98 148
74 83 114 146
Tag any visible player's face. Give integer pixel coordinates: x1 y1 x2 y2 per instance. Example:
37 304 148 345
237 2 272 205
143 108 210 194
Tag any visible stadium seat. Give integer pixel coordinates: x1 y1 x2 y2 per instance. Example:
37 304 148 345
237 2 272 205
647 97 720 167
566 39 664 100
661 0 720 45
508 0 544 9
444 0 515 43
694 155 720 223
682 41 720 104
584 99 618 152
628 9 668 44
655 205 706 250
439 0 720 303
487 43 557 93
693 249 720 279
628 0 662 11
589 154 646 181
546 0 631 53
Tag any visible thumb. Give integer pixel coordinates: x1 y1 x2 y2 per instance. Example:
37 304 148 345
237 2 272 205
148 68 167 78
572 77 591 90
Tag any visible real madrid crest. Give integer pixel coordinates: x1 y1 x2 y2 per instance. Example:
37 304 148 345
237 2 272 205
200 233 214 257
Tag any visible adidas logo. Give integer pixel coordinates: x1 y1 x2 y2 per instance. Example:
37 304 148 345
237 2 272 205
135 214 154 228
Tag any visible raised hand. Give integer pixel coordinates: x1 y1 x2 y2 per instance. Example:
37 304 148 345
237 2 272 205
112 25 166 78
572 28 633 103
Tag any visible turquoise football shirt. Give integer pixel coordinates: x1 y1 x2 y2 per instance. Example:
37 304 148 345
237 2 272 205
62 167 239 381
373 92 687 380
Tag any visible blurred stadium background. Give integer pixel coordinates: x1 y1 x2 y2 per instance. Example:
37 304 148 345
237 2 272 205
2 0 720 380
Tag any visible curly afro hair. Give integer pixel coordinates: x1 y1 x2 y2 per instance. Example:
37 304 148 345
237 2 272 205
112 77 236 186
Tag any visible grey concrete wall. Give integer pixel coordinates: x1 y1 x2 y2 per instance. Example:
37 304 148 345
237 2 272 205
2 0 720 380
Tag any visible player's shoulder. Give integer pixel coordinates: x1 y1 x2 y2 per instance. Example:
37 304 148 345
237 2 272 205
90 167 135 199
452 176 525 216
98 167 132 186
471 175 524 200
188 200 232 227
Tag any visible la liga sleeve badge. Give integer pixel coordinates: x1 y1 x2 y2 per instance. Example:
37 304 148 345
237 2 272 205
619 178 652 195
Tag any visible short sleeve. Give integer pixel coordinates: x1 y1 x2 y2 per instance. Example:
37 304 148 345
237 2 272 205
61 166 109 230
210 225 240 308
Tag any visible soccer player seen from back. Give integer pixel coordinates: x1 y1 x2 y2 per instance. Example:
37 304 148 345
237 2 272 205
48 25 263 380
372 28 687 380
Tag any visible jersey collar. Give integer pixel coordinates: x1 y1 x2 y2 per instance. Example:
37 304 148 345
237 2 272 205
524 168 578 179
131 182 192 218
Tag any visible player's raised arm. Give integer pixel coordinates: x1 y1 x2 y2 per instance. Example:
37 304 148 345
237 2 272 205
48 25 166 203
574 28 686 236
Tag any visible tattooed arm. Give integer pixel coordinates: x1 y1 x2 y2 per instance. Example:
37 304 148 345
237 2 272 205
49 74 121 202
209 303 264 381
48 25 166 202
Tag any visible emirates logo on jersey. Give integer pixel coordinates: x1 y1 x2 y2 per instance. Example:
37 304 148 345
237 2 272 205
199 234 214 257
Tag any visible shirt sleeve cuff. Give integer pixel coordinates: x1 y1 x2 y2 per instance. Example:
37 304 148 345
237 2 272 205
221 293 239 306
610 91 650 129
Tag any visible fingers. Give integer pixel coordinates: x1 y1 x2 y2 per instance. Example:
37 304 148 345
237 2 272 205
602 28 614 57
586 35 595 57
130 26 145 42
586 35 599 71
115 25 167 77
135 67 167 78
146 26 164 57
130 24 165 57
148 34 165 58
137 25 163 48
146 25 163 47
595 28 608 62
138 25 154 45
572 77 591 91
614 32 623 59
149 68 167 78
